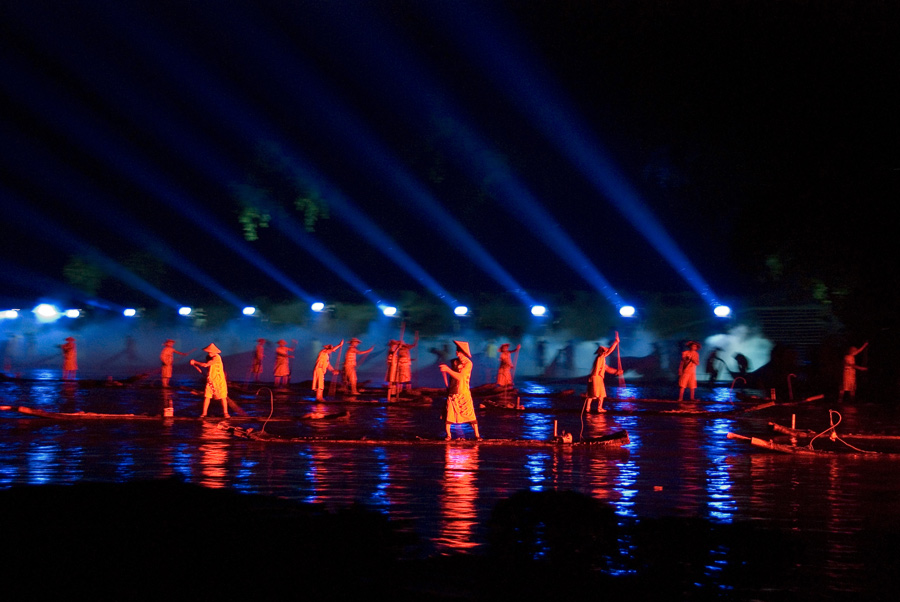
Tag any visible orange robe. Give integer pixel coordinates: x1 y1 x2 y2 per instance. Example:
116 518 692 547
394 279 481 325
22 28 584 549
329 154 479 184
445 358 476 424
62 342 77 371
204 355 228 400
312 350 334 390
496 350 514 386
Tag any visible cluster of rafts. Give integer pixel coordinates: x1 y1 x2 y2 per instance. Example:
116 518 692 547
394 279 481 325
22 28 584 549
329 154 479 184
727 409 900 457
3 375 895 453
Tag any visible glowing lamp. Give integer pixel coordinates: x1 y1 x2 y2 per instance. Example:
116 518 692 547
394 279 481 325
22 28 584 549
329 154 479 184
382 306 398 317
178 306 192 316
64 309 81 318
530 305 547 317
34 303 59 319
1 309 19 319
454 305 469 316
311 302 326 312
242 306 257 316
714 305 731 318
123 308 137 317
619 305 636 318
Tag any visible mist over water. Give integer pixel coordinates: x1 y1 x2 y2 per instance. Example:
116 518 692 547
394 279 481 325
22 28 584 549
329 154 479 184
2 315 775 388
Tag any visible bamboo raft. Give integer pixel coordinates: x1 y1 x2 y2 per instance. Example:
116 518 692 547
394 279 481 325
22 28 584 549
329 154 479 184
0 405 348 422
727 417 900 457
218 422 631 448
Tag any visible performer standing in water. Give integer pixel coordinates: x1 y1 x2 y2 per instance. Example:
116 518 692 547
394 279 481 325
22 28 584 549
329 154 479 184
273 339 294 387
495 342 521 387
678 341 702 401
586 333 620 413
191 343 229 418
840 341 869 402
342 338 373 395
251 338 266 382
312 341 343 401
160 339 187 388
61 336 78 380
440 340 482 441
396 334 418 392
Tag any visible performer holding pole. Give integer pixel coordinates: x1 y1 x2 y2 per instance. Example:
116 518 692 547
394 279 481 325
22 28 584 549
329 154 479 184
191 343 229 419
586 332 620 413
342 338 374 395
313 340 343 401
160 339 187 388
440 340 482 441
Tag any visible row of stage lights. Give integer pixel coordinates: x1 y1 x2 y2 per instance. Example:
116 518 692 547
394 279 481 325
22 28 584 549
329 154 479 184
1 302 732 322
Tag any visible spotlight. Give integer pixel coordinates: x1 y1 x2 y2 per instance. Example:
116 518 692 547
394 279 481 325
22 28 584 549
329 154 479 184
714 305 732 318
242 306 257 316
530 305 547 317
123 308 137 317
311 302 326 312
382 306 398 317
178 306 192 316
454 305 469 316
64 309 81 318
33 303 60 321
619 305 636 318
1 309 19 319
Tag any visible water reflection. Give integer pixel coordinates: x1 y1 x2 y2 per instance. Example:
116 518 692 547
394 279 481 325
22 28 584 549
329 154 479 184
2 377 900 598
438 445 481 552
703 419 736 522
521 412 554 441
198 422 230 488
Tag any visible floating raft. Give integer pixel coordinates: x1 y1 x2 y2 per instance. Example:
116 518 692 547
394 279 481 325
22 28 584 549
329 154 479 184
218 423 630 448
0 405 348 422
727 427 900 458
479 398 777 416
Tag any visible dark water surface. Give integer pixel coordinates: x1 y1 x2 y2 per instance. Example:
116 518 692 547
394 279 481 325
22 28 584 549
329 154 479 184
3 374 900 599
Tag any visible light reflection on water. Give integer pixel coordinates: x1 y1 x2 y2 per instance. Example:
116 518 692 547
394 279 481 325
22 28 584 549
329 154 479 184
2 377 900 596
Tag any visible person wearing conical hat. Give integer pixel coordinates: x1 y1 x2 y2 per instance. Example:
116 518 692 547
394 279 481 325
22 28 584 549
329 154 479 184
160 339 187 388
586 333 620 413
251 338 266 382
191 343 229 418
61 336 78 380
495 342 521 388
312 340 343 401
439 340 482 440
677 340 702 401
274 339 294 388
342 337 374 395
396 333 419 392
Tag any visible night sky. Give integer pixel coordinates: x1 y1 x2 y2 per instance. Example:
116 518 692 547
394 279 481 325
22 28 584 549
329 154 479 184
2 0 898 313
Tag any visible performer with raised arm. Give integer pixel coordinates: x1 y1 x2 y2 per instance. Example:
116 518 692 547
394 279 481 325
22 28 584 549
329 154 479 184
586 332 620 413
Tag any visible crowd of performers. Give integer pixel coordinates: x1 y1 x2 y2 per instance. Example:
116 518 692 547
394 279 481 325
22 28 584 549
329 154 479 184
50 332 870 435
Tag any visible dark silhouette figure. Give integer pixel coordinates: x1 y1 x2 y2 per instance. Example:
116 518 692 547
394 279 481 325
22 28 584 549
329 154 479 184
705 348 723 386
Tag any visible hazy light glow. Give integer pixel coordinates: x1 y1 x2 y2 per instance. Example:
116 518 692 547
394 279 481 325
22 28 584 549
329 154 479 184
382 305 398 317
531 305 547 317
1 309 19 319
311 302 326 312
454 305 469 316
242 306 257 316
123 308 137 317
64 309 81 318
178 306 192 316
34 303 59 320
714 305 732 318
619 305 636 318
